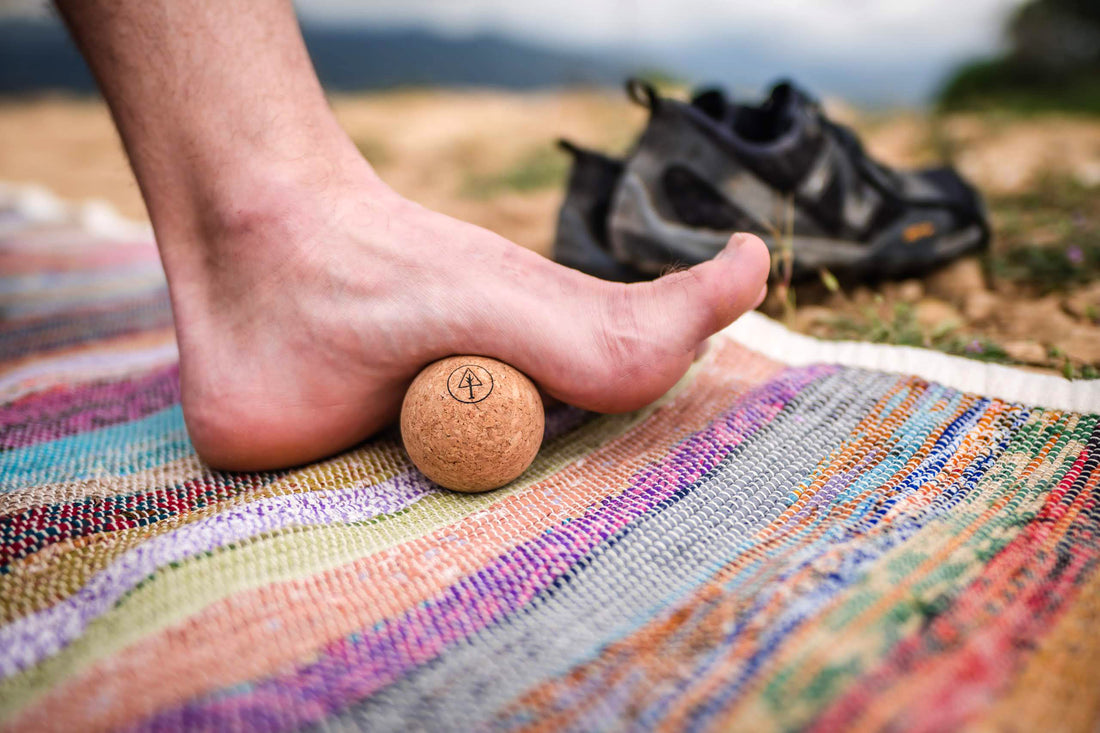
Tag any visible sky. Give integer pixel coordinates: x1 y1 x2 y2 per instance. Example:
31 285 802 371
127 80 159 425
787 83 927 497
0 0 1030 103
295 0 1025 59
2 0 1026 57
291 0 1028 102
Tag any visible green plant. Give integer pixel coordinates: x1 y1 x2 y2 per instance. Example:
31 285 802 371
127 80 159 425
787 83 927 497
826 303 1014 365
937 59 1100 115
461 145 569 199
936 0 1100 115
761 195 797 325
986 175 1100 293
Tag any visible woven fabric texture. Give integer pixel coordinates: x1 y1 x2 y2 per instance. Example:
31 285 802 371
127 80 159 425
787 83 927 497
1 189 1100 732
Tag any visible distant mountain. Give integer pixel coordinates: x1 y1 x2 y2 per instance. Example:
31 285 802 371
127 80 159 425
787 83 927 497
642 37 962 107
0 17 947 105
0 19 629 95
0 19 97 93
303 26 628 90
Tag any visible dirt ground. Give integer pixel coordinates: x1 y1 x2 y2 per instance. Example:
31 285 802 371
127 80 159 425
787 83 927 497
1 89 1098 376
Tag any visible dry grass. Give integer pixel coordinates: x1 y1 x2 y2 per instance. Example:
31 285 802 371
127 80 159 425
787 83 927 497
1 89 1098 375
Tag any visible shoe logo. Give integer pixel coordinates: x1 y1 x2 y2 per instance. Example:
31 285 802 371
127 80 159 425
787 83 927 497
903 221 936 243
447 365 494 404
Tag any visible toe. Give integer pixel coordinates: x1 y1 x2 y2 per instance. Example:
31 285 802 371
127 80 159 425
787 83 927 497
669 232 771 339
486 233 769 415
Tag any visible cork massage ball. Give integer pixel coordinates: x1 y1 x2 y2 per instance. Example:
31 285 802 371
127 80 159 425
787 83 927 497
401 355 544 493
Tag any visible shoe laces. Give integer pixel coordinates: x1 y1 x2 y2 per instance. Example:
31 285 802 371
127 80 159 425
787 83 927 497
798 89 980 219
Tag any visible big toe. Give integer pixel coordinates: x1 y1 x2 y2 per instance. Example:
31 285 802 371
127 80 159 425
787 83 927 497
508 233 770 414
668 232 771 335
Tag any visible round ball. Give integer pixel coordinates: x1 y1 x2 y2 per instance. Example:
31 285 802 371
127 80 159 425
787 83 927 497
400 355 544 493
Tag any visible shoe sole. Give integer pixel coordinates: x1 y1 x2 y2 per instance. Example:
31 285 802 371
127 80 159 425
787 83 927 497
610 172 986 280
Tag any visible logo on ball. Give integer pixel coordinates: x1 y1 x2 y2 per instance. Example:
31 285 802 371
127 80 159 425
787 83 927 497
447 365 494 404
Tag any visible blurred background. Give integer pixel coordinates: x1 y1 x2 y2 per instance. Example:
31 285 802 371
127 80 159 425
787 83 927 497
1 0 1098 375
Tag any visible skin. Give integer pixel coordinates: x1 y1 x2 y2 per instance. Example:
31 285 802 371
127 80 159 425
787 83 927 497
53 0 770 471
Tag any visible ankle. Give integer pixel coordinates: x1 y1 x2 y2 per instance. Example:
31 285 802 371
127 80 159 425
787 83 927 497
152 152 385 279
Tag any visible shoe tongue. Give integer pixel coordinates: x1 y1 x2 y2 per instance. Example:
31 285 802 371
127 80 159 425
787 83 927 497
715 79 808 144
690 87 738 126
762 80 816 136
691 80 819 144
767 80 813 104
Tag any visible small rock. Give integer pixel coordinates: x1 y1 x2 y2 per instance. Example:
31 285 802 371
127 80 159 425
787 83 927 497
1062 325 1100 365
1003 340 1048 365
915 298 961 331
794 306 836 331
925 257 987 306
825 290 848 310
963 291 999 324
896 279 924 304
852 286 875 306
1029 227 1063 247
1004 296 1078 343
1076 160 1100 188
1063 282 1100 323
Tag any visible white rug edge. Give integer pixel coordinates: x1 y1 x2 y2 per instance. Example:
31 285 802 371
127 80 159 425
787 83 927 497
723 312 1100 413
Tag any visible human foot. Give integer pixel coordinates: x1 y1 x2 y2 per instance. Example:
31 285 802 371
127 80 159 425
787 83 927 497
161 163 769 471
55 0 767 471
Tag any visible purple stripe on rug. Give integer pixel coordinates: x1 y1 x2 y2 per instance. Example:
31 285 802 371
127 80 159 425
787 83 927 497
0 364 180 450
0 291 172 363
0 403 595 676
0 468 434 678
132 366 832 732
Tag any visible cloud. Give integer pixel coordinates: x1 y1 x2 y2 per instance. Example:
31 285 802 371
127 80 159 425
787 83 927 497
296 0 1025 59
0 0 51 17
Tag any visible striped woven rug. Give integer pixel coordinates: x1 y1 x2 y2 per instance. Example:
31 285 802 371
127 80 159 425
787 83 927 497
2 185 1099 732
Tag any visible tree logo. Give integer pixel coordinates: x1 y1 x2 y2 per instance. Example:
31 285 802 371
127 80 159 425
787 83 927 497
447 364 494 404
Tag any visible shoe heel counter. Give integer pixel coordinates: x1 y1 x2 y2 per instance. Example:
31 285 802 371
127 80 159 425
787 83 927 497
553 203 648 282
559 142 622 198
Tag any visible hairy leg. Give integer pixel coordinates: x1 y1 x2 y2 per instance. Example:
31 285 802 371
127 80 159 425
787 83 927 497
55 0 770 470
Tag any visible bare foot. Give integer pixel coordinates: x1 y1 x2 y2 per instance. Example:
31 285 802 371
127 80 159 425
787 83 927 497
162 159 769 470
53 0 768 471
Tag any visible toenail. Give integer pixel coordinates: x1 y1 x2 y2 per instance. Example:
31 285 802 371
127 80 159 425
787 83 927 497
718 234 750 258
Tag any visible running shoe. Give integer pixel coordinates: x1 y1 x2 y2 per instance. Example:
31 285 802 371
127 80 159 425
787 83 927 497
554 79 990 281
552 140 647 282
